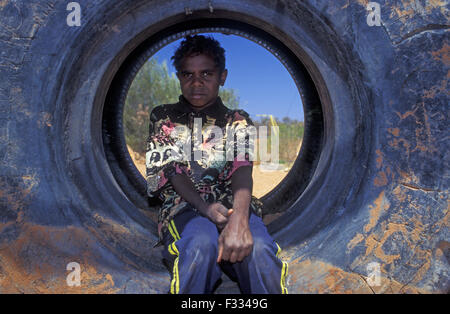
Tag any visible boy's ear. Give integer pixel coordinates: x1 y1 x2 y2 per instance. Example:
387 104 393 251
220 69 228 86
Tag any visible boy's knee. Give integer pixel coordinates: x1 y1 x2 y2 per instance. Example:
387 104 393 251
251 235 275 260
185 231 218 257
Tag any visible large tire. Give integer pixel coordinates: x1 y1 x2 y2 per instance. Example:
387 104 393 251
0 0 448 293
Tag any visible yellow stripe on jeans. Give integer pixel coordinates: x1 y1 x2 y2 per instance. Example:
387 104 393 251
169 247 179 294
168 221 180 241
167 220 180 294
170 220 181 240
276 243 289 294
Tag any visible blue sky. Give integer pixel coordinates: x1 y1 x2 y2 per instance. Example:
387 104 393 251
152 33 304 122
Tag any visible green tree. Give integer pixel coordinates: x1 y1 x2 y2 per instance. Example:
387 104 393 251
219 88 240 110
124 58 180 155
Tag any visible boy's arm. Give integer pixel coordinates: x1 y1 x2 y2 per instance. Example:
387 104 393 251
170 174 231 229
217 165 253 263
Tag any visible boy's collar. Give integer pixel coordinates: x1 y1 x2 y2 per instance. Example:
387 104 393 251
177 95 228 117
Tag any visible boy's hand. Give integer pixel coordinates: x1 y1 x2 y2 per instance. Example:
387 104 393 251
199 202 233 230
217 212 253 264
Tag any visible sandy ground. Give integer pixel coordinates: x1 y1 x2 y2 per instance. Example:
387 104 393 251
251 164 288 197
127 145 289 198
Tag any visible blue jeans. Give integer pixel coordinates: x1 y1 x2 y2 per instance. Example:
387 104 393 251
161 209 288 294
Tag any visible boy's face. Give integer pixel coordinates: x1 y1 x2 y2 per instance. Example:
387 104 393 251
177 53 227 109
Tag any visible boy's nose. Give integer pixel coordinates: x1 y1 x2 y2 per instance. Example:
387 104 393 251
191 75 204 86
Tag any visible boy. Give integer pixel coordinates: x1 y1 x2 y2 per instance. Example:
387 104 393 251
146 34 288 294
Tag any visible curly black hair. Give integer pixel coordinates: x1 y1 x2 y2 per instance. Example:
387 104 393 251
171 34 226 73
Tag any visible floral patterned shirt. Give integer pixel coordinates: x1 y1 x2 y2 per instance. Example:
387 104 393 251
146 95 263 246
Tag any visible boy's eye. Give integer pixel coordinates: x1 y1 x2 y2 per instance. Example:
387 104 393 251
181 71 213 80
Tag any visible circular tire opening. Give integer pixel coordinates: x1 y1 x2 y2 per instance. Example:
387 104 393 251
102 19 324 228
122 32 307 223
